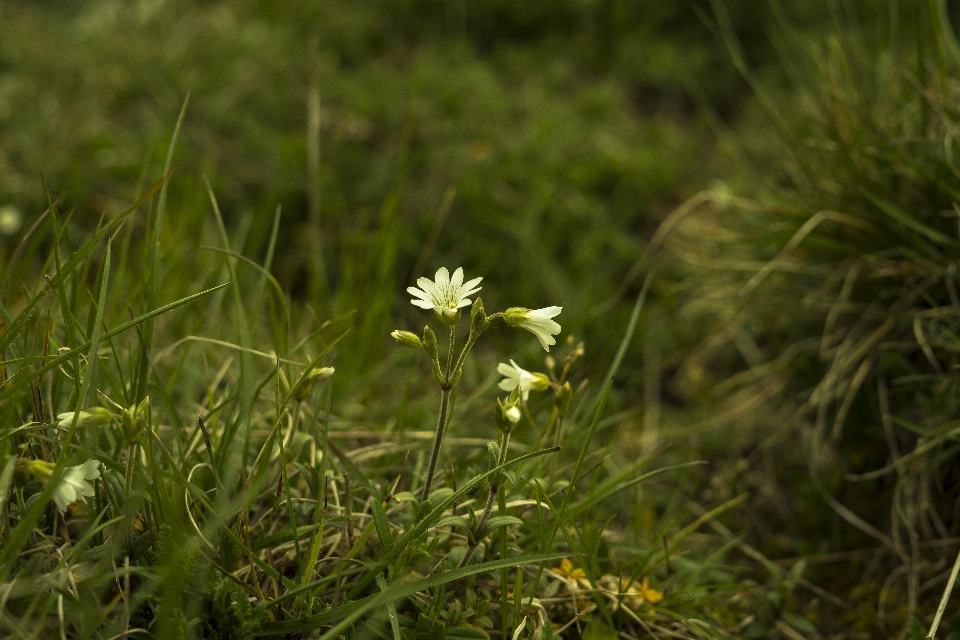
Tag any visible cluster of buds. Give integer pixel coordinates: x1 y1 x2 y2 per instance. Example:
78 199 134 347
120 396 151 445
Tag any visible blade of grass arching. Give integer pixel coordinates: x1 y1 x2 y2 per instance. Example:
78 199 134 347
257 553 571 637
0 171 171 359
203 177 255 477
300 378 333 612
927 544 960 639
42 181 85 417
342 447 561 601
0 283 229 405
375 574 402 640
568 461 707 518
80 243 111 453
2 206 49 307
135 94 189 404
582 272 653 424
860 185 955 246
0 244 111 578
254 206 283 322
199 246 288 323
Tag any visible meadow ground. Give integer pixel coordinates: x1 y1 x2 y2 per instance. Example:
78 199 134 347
2 1 960 638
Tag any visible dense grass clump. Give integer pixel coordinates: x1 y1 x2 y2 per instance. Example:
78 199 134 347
0 141 821 637
661 3 960 636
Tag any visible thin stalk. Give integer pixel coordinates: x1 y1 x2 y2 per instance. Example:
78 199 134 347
124 443 137 499
458 428 512 568
421 325 459 499
445 325 456 378
927 545 960 639
421 387 451 500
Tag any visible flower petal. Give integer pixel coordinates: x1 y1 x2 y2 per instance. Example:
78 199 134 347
434 267 450 288
529 306 562 319
451 267 464 287
498 378 518 392
411 299 434 309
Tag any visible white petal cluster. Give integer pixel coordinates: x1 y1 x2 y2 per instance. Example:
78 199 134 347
497 360 543 401
514 307 563 351
51 460 101 512
407 267 482 319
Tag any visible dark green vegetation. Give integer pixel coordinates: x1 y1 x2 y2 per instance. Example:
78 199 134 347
3 0 960 638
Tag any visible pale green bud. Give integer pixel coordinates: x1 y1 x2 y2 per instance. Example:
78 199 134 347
391 330 422 349
502 307 530 327
27 459 55 482
422 326 439 360
469 298 489 341
57 407 116 429
435 308 462 326
294 367 335 402
120 396 150 444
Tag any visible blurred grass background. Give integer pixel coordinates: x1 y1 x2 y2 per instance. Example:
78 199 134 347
5 0 960 636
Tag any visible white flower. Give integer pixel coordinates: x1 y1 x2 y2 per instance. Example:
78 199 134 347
504 405 522 424
504 307 563 351
57 407 115 428
53 460 101 512
407 267 482 321
497 360 549 401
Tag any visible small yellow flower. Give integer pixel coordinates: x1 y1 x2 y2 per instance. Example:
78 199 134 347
638 578 664 605
612 577 664 610
552 558 586 581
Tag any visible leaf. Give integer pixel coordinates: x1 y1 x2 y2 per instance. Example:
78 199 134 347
255 552 571 637
477 516 523 540
582 619 617 640
435 516 472 531
445 626 490 639
372 499 393 554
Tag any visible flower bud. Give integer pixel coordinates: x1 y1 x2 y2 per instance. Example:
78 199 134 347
27 459 55 482
391 330 422 349
469 298 489 341
495 398 521 432
57 407 116 429
502 307 530 327
294 367 335 402
422 326 439 360
554 381 573 417
530 372 551 392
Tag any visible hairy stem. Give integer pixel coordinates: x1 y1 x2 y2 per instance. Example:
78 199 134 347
421 386 451 500
458 428 512 568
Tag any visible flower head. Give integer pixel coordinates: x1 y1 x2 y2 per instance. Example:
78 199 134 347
407 267 482 323
53 460 101 512
503 307 563 351
57 407 115 429
497 360 550 401
598 575 663 611
26 459 101 512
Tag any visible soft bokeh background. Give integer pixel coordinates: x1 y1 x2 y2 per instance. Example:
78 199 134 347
5 0 960 635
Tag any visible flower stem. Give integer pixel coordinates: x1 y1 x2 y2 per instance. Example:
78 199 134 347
421 326 465 500
445 325 456 378
124 443 137 498
458 428 511 568
421 386 451 501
